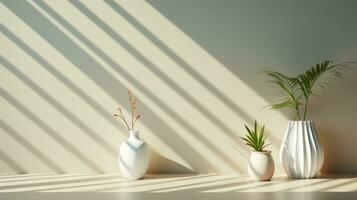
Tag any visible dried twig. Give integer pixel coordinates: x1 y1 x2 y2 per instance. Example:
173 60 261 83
114 90 141 131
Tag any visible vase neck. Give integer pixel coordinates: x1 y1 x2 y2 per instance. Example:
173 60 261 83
251 150 271 155
288 120 313 123
288 120 314 126
129 130 140 140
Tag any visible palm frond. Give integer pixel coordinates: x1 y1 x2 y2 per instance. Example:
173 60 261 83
263 60 355 120
295 60 352 119
263 69 301 119
270 99 299 109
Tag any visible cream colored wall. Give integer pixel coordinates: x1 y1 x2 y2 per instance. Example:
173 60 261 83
0 0 356 174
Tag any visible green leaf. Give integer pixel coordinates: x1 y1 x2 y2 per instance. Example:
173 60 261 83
240 121 269 151
270 99 297 109
263 60 355 120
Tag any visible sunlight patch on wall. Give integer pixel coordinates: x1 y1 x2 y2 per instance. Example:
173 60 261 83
0 0 292 173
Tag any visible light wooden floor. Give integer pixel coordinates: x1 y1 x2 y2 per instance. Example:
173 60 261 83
0 173 356 200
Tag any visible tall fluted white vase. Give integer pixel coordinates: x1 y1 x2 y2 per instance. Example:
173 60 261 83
118 130 150 180
280 121 324 179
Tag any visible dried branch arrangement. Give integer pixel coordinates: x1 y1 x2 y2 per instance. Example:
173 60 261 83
113 90 141 131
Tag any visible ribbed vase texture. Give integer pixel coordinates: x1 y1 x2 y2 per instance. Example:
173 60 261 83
280 121 324 179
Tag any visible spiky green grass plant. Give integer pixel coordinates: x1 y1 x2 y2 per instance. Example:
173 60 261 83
241 121 270 152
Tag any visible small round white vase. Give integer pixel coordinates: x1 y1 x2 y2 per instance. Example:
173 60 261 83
280 120 324 179
118 130 150 180
248 151 275 181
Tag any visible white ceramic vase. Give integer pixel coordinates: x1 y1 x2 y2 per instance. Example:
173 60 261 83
280 120 324 179
248 151 275 181
118 130 150 180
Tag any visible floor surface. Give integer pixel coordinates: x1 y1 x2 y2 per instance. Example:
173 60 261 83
0 173 356 200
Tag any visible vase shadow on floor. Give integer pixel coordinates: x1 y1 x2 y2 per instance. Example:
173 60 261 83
146 151 196 176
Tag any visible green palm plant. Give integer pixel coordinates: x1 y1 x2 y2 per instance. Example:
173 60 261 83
264 60 355 120
240 121 270 152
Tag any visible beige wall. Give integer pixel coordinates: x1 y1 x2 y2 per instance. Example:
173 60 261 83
0 0 356 174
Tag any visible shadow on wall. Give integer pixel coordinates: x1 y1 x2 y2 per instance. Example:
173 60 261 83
147 0 357 99
1 0 249 173
0 24 193 173
1 41 193 174
0 118 65 173
309 70 357 174
147 0 357 174
0 1 208 173
2 0 356 174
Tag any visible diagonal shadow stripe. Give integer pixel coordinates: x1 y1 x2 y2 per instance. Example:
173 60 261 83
104 1 288 155
64 0 238 170
104 1 285 153
321 179 357 191
96 174 216 192
1 0 215 172
0 174 17 177
283 179 336 192
0 55 116 158
19 178 126 192
103 0 279 155
0 174 57 180
0 174 94 184
0 87 103 172
0 174 121 190
36 174 207 192
0 118 65 173
31 0 231 170
75 0 243 142
104 0 254 124
149 175 245 193
0 15 127 137
0 149 26 173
